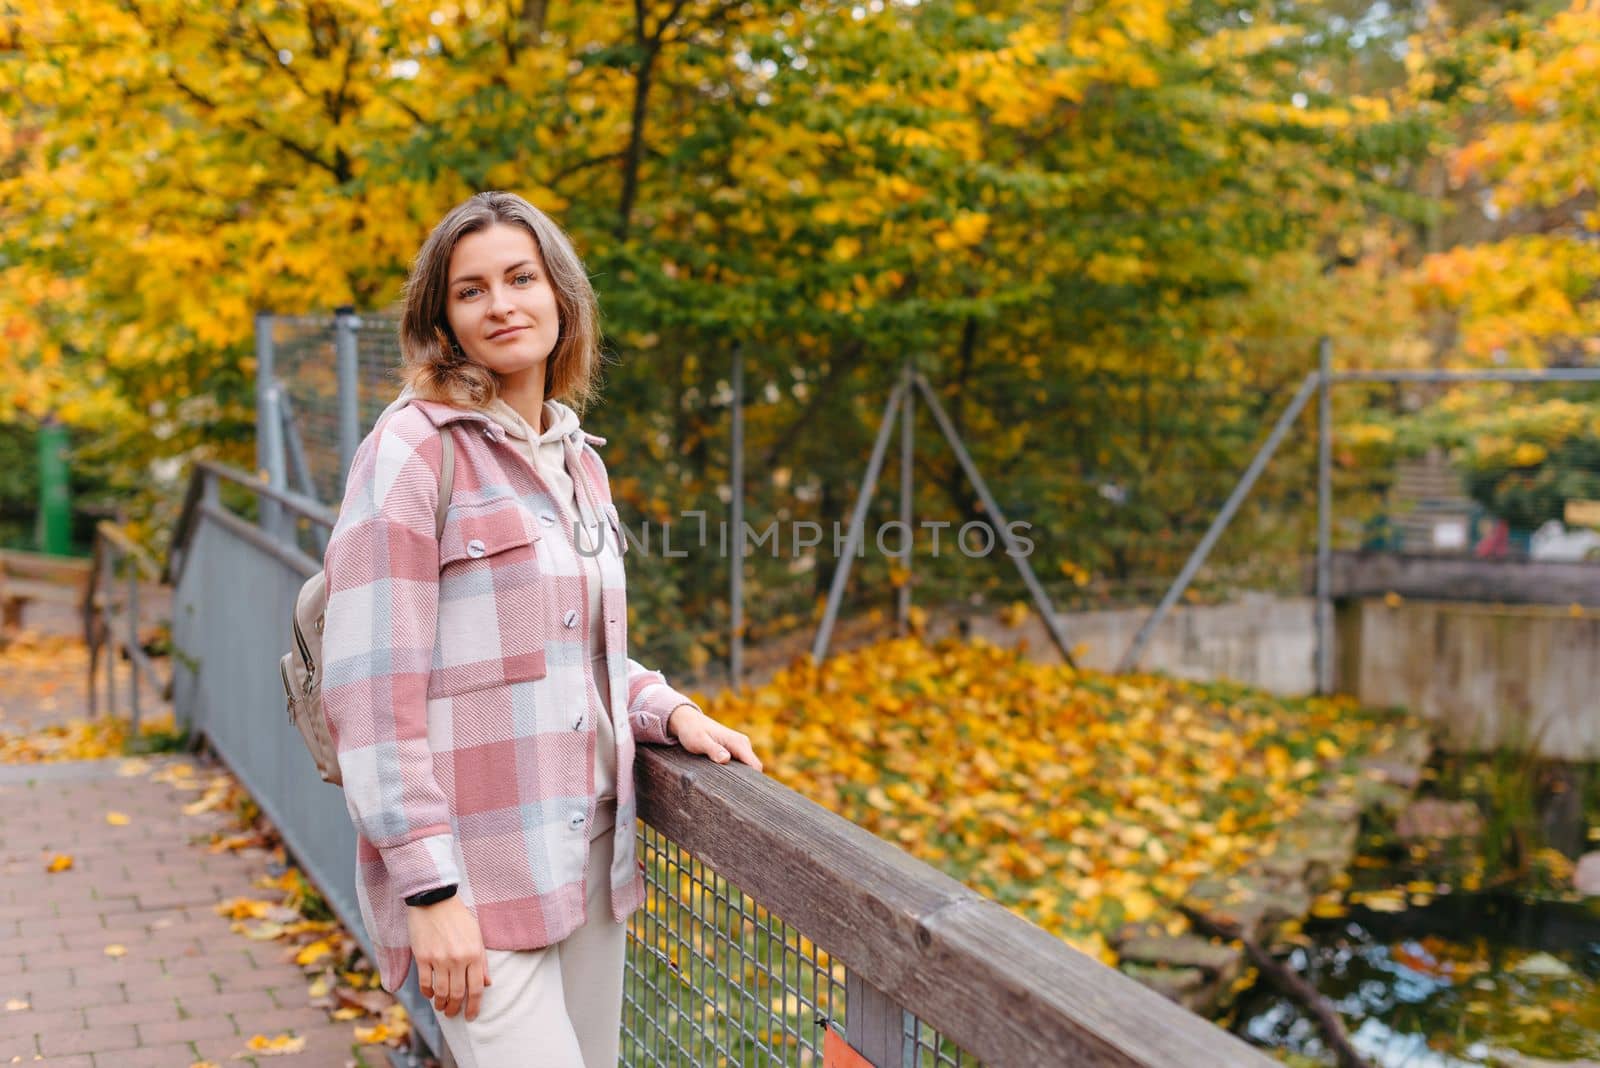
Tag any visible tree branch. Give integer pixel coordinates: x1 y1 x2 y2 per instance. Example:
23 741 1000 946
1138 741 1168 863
248 18 314 100
167 73 343 181
756 340 868 471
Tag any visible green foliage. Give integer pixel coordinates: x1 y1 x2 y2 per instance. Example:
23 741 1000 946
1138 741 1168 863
1346 389 1600 530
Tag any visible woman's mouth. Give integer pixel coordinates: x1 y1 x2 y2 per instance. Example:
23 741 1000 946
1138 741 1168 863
487 326 527 341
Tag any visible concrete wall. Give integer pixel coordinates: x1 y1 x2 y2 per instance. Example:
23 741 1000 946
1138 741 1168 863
958 592 1597 760
956 593 1318 697
1337 599 1600 760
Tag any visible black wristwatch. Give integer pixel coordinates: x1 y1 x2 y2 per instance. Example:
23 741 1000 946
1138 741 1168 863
404 884 458 907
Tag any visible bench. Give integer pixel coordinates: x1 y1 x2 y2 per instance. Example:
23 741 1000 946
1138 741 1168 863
0 548 92 634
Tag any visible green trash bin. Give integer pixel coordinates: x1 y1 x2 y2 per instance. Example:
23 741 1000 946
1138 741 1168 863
36 420 71 556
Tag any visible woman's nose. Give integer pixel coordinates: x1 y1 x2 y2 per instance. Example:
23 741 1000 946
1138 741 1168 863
489 286 515 317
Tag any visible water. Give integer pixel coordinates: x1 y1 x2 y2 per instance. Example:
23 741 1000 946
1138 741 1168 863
1235 750 1600 1066
1236 885 1600 1065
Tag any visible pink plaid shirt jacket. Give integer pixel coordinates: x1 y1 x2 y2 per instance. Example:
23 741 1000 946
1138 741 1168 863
320 396 699 992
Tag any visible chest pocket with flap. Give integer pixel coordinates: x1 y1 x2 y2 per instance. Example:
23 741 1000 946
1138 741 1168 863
429 501 550 698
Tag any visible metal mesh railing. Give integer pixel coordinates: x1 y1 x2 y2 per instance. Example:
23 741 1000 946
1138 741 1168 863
624 822 979 1067
270 313 349 507
356 315 407 431
625 821 843 1065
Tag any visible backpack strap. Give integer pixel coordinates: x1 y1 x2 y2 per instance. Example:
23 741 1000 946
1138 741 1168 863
434 429 455 540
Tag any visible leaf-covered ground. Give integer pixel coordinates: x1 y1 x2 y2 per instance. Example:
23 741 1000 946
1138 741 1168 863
701 635 1417 965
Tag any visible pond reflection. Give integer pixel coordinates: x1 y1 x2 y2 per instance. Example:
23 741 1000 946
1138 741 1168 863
1235 893 1600 1066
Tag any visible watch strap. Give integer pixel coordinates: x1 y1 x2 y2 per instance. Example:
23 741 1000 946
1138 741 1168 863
404 884 458 907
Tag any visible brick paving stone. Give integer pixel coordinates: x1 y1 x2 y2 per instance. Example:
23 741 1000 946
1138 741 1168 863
229 1005 334 1035
0 1004 87 1033
37 1022 139 1057
0 756 360 1064
136 1011 240 1046
181 988 292 1017
108 1040 209 1067
22 980 126 1011
124 974 219 1004
82 996 182 1028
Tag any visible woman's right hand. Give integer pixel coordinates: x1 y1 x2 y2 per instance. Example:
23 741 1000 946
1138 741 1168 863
407 896 492 1020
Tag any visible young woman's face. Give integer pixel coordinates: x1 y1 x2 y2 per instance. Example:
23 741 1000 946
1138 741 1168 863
444 223 562 385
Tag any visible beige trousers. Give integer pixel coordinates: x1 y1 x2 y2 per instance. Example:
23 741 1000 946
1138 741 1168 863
432 826 627 1068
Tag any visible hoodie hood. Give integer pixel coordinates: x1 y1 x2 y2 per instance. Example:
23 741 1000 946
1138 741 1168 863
481 395 580 445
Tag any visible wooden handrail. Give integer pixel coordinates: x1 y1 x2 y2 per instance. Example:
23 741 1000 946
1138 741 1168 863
635 746 1275 1068
95 522 163 582
0 547 93 587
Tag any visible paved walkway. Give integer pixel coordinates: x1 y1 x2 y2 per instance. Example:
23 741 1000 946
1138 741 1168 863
0 758 370 1067
0 619 390 1067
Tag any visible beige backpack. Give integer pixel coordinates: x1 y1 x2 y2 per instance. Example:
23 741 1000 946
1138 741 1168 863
278 428 455 785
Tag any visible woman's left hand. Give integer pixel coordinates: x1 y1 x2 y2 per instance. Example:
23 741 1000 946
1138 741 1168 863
668 705 763 772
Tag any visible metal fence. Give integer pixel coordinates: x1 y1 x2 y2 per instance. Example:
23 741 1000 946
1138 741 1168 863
255 312 1600 702
164 457 1275 1067
254 312 1092 684
624 823 853 1066
1118 359 1600 693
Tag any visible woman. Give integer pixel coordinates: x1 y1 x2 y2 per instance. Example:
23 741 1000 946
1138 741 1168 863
320 190 762 1068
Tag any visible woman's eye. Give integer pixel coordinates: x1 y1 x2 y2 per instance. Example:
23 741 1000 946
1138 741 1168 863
515 273 536 285
458 286 480 299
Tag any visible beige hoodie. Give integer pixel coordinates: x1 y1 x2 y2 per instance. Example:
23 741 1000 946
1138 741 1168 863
481 396 618 825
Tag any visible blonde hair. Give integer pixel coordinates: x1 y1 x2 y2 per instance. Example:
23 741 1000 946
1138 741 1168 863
400 191 601 412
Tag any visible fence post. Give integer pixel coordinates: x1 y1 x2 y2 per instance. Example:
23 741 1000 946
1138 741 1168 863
259 384 290 541
812 381 906 663
334 305 361 492
254 312 287 537
911 373 1076 667
101 551 116 721
897 360 914 636
845 970 909 1066
277 391 327 567
729 344 744 687
86 539 101 718
127 563 141 733
1316 337 1334 695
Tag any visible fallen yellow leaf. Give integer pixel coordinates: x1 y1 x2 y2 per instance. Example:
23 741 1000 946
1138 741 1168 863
5 998 28 1011
353 1023 392 1044
104 811 130 826
46 853 73 873
238 922 286 941
240 1033 308 1056
104 944 127 958
1122 888 1158 923
295 939 334 966
215 897 273 920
